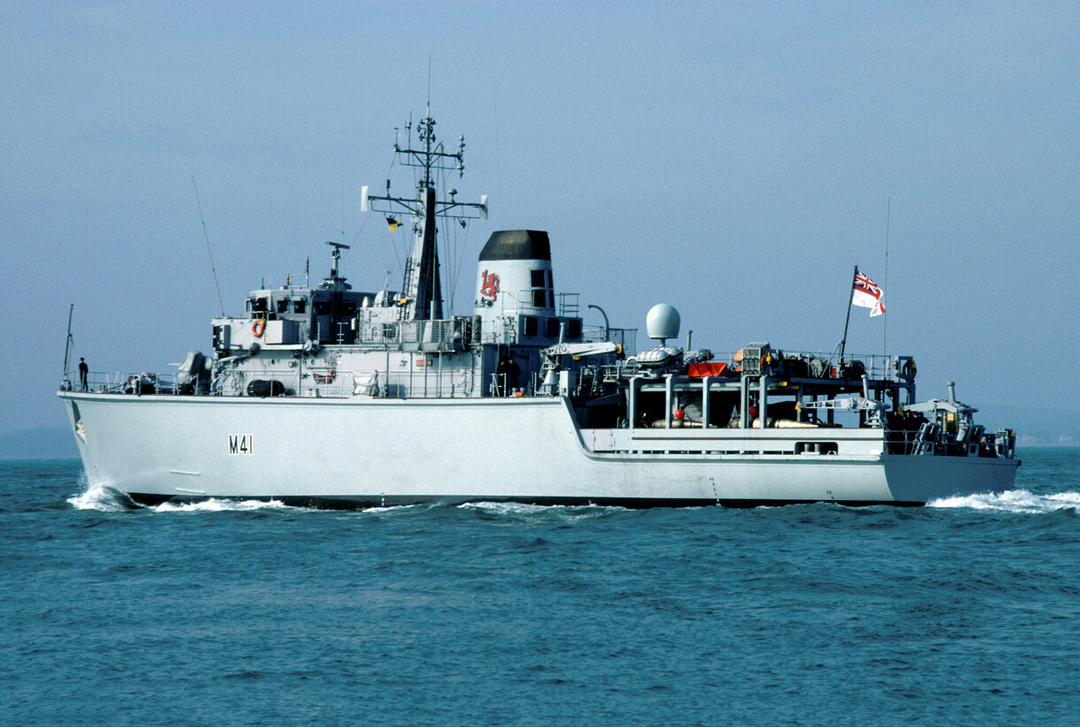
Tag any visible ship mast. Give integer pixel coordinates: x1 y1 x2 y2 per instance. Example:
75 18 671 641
362 106 488 320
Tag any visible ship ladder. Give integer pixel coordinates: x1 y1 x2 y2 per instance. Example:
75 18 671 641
912 422 939 455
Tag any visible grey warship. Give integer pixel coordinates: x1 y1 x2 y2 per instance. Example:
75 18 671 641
58 110 1019 507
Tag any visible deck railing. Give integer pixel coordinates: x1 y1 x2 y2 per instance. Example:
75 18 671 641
62 371 180 395
613 349 903 382
63 366 479 400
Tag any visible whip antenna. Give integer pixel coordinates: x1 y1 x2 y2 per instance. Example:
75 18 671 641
883 197 890 359
192 176 226 317
63 303 74 380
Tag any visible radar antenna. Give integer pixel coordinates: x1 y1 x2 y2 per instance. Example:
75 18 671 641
325 241 351 282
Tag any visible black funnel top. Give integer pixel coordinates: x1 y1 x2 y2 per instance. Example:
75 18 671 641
479 230 551 262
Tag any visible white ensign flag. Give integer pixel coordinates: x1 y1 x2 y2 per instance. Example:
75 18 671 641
852 271 885 317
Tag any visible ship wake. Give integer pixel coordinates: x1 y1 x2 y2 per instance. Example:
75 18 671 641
68 475 303 514
928 489 1080 514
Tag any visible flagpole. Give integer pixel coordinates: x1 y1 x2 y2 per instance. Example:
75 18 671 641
839 264 858 366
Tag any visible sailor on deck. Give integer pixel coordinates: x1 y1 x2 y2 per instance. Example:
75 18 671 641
496 356 521 396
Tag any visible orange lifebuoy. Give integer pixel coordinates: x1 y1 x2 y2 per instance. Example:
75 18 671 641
252 319 265 338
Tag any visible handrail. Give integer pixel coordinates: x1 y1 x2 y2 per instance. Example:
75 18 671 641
63 367 478 400
617 349 906 382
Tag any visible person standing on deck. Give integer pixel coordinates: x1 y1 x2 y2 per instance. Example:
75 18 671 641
78 358 88 391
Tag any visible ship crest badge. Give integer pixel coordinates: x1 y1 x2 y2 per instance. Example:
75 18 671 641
480 270 500 302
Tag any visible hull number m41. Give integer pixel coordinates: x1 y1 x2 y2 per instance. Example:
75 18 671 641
229 434 254 455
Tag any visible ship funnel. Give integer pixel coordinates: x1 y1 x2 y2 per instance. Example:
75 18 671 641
474 229 555 330
646 304 681 344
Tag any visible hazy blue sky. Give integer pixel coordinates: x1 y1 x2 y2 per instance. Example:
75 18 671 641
3 1 1078 433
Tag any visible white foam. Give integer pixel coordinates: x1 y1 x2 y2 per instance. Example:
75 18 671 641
150 498 294 513
460 501 553 515
67 474 301 513
359 504 426 514
67 475 133 512
928 489 1080 514
459 501 623 520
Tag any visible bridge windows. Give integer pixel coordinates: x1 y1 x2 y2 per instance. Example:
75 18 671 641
520 315 583 340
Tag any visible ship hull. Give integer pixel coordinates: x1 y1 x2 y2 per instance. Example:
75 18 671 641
60 392 1019 508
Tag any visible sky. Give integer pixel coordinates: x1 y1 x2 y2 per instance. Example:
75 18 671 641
2 1 1078 434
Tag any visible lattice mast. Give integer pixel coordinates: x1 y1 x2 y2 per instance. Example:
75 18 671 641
362 106 488 320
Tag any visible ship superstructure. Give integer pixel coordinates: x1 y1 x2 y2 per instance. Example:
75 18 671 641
58 111 1019 508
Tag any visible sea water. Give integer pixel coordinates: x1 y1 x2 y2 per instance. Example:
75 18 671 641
2 449 1079 726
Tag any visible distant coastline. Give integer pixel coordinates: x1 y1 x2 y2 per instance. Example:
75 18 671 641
977 406 1080 448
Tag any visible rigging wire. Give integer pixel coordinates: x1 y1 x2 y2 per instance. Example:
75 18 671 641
438 164 456 309
350 151 405 286
390 226 404 277
450 219 472 314
488 54 505 221
192 176 226 317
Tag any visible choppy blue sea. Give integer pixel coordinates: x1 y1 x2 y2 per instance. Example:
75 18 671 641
3 449 1080 726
